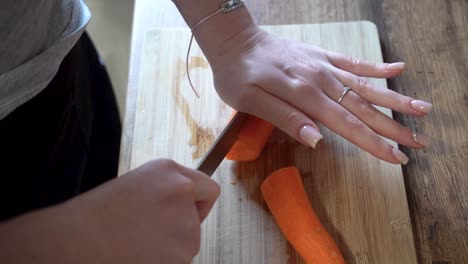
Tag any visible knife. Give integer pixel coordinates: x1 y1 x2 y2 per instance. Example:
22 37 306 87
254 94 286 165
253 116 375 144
196 111 248 176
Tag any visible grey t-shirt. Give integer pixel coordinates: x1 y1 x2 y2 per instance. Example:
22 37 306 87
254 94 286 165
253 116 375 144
0 0 90 120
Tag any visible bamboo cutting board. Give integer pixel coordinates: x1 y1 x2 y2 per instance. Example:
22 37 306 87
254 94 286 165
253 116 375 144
129 22 417 263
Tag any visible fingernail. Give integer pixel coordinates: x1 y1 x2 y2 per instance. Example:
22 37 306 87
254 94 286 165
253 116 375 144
412 132 431 147
387 62 405 71
299 125 323 149
411 100 433 114
392 148 409 165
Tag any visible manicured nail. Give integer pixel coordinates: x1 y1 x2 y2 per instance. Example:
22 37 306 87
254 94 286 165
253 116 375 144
387 62 405 71
412 132 431 147
392 148 409 165
411 100 433 114
299 125 323 149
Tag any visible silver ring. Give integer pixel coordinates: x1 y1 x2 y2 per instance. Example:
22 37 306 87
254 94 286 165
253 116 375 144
337 86 351 104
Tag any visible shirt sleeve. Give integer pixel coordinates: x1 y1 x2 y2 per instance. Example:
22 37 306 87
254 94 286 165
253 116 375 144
0 0 91 120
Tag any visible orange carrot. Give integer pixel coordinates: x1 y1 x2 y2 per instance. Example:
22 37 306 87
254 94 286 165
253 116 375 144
261 167 345 264
226 112 274 161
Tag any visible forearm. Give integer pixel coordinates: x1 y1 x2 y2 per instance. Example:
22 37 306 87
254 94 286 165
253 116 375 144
0 204 79 263
172 0 256 61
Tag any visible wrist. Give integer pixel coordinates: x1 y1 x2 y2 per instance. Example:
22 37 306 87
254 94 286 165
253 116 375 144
173 0 256 62
195 7 256 61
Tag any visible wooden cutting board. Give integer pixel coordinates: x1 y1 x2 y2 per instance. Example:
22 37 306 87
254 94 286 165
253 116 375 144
128 21 417 263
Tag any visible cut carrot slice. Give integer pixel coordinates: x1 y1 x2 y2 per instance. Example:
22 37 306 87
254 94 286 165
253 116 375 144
226 112 274 161
261 167 345 264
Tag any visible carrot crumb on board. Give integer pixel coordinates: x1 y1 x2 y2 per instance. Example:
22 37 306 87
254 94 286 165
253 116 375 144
230 178 238 185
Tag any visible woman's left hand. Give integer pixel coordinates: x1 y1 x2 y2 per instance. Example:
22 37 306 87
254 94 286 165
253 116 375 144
207 26 432 164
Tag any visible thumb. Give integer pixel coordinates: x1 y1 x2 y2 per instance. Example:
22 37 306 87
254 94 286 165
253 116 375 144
179 166 221 222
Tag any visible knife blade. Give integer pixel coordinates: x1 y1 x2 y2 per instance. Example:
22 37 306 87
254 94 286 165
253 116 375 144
196 111 248 176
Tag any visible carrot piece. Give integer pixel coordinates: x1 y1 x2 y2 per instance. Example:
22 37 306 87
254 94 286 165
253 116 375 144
226 112 274 161
261 167 345 264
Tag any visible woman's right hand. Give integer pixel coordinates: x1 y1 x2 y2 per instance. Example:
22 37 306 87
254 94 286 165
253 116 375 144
1 159 220 264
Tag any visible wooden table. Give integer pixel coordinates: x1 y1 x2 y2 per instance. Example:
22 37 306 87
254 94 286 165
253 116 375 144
119 0 468 263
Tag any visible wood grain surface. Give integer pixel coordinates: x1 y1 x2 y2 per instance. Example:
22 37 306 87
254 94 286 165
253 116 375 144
127 22 417 263
120 0 468 263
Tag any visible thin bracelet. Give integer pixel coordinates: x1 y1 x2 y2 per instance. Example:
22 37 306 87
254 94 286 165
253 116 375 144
186 0 245 98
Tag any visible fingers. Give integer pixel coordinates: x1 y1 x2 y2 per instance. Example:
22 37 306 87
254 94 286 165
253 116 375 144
177 165 220 222
237 85 323 148
332 68 433 116
258 66 408 163
326 51 405 78
323 79 430 148
249 65 406 160
315 95 409 164
252 63 419 163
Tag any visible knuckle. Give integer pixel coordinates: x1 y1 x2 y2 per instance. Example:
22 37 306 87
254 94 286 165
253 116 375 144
374 138 394 159
153 158 178 170
306 63 323 73
358 78 373 97
398 124 412 139
279 111 305 131
346 56 360 67
281 64 295 77
345 114 365 134
374 63 386 72
142 159 179 177
398 95 412 110
360 101 378 122
283 63 328 88
290 79 313 93
174 178 195 195
306 63 328 81
165 173 194 195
